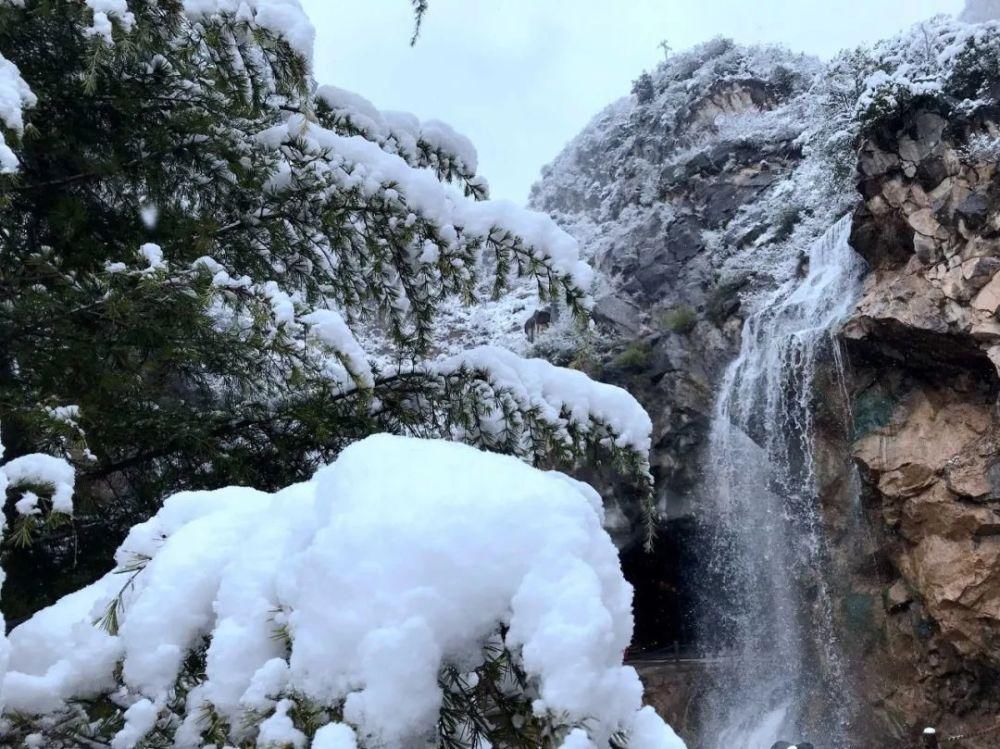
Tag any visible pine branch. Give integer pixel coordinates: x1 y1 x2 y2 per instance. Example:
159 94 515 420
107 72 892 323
410 0 429 45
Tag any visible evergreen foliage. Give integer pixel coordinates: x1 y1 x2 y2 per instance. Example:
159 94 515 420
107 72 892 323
630 73 654 106
0 3 658 746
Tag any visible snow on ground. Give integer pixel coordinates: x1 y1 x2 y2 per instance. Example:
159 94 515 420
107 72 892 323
3 435 684 749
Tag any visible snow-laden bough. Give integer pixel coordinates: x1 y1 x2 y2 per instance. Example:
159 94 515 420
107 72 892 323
2 435 684 749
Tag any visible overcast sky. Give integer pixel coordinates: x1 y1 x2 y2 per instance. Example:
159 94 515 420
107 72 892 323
306 0 964 205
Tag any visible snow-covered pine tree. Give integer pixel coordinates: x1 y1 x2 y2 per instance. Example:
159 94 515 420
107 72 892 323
0 0 653 615
0 2 670 748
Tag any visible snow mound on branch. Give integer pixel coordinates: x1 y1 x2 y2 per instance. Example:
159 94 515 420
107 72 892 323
182 0 315 60
301 308 374 387
0 51 35 173
317 86 480 174
2 435 683 749
1 452 75 514
82 0 134 42
257 115 592 294
439 346 653 455
418 119 478 173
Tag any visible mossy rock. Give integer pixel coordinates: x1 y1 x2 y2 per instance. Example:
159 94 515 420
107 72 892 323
658 305 698 335
852 390 896 440
568 348 600 377
614 341 653 372
774 206 803 242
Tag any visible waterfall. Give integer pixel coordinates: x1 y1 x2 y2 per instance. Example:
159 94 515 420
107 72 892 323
700 215 865 748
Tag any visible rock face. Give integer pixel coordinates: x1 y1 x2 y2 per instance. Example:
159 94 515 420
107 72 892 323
841 103 1000 743
529 40 835 531
848 107 1000 374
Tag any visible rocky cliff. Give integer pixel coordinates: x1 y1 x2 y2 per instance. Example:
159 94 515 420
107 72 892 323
531 11 1000 748
529 39 844 530
841 101 1000 744
528 40 853 667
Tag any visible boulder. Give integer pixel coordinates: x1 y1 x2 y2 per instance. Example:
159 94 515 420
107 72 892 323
592 295 641 335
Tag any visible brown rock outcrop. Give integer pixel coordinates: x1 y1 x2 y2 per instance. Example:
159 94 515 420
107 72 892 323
841 105 1000 742
847 107 1000 377
853 390 1000 659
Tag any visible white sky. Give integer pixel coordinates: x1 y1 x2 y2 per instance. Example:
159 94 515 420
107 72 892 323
307 0 964 205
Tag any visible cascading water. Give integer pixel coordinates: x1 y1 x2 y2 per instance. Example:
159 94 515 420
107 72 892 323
699 215 866 748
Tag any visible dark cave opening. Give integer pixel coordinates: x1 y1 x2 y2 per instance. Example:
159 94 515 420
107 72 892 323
621 515 708 657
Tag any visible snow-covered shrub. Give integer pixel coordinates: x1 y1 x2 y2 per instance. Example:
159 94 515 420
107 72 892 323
853 15 1000 131
631 73 655 106
1 435 684 749
947 23 1000 101
658 306 697 335
963 130 1000 161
